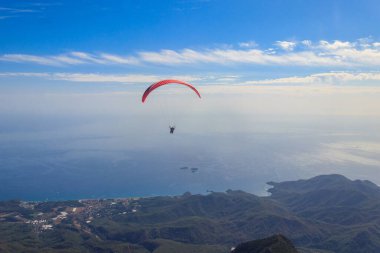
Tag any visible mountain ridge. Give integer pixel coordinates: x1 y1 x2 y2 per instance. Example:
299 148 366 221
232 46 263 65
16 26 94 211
1 174 380 253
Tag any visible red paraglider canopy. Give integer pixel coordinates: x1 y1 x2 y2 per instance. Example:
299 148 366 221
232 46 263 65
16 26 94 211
142 79 201 103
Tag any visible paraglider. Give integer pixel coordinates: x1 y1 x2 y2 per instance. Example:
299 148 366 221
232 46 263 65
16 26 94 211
142 79 201 103
142 80 201 134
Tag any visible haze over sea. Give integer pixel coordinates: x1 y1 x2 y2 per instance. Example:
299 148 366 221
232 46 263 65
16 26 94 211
1 84 379 201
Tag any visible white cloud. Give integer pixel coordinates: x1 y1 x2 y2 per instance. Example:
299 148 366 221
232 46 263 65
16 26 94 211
0 72 50 78
51 55 86 65
69 52 107 64
0 6 42 20
0 52 140 66
275 41 297 51
138 48 344 66
53 73 161 83
0 72 202 83
242 72 380 85
301 40 312 47
3 71 380 87
0 54 64 66
0 7 37 13
238 41 258 48
136 38 380 67
99 53 139 64
318 40 354 50
2 39 380 68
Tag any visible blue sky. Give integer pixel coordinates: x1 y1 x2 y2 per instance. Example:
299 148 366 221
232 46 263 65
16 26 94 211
2 1 380 200
1 0 380 87
1 0 380 52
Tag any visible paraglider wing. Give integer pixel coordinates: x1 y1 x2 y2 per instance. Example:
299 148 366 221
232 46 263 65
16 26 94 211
142 79 201 103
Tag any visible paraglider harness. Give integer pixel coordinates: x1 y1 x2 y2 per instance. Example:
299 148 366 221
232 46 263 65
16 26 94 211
169 126 175 134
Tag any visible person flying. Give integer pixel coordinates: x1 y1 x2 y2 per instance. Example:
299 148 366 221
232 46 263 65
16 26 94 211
141 80 201 134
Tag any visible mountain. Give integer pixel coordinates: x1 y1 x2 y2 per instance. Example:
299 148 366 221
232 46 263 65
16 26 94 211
268 174 380 214
231 234 299 253
268 174 380 225
268 174 380 252
0 174 380 252
91 190 322 246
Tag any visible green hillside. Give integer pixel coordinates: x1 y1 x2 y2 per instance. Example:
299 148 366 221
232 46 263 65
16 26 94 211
1 174 380 253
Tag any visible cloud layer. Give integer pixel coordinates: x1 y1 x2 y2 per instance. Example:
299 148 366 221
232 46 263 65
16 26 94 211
2 39 380 68
2 71 380 86
0 72 204 84
242 72 380 85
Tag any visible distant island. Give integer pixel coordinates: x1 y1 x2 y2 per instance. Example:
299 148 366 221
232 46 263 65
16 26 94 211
179 166 199 173
1 174 380 253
